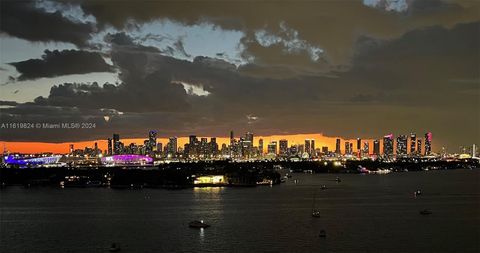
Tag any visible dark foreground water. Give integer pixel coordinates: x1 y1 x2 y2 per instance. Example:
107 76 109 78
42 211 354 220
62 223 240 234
1 169 479 252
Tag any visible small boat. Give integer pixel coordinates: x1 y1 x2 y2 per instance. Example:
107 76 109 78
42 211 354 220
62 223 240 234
319 230 327 238
419 209 432 215
321 185 327 190
189 220 210 228
109 243 121 252
311 190 320 218
335 177 341 183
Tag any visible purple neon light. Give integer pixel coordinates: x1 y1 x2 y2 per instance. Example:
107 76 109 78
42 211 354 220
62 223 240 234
101 154 153 164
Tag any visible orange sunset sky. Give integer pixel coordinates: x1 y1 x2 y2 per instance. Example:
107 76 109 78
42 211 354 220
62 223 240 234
0 133 376 154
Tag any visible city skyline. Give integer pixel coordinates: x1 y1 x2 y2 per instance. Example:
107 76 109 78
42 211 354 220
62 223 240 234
1 130 446 156
0 0 478 150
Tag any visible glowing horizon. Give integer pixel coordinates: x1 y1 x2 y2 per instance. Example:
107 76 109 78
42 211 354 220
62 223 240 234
0 133 377 154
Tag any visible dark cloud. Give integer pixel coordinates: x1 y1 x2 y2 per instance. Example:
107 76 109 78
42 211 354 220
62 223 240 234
9 49 114 81
0 1 94 47
74 0 479 73
0 19 478 150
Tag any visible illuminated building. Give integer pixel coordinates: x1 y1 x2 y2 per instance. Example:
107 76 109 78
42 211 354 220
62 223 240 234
373 139 380 155
148 130 157 153
4 155 62 167
311 140 315 156
113 134 120 154
410 133 416 154
345 141 351 155
383 134 394 156
417 139 422 155
69 144 74 154
279 139 288 156
157 143 163 154
425 132 432 155
193 175 226 185
268 141 277 155
107 138 112 155
357 138 362 151
101 154 153 166
167 137 177 156
305 139 311 155
396 135 408 156
335 138 341 154
210 138 218 156
321 146 328 154
258 139 264 154
363 142 369 156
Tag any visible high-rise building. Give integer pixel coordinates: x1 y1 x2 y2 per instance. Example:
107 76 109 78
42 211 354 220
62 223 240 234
69 144 74 154
383 134 394 156
107 138 112 155
311 140 315 156
363 141 369 156
396 135 408 156
267 141 277 155
148 130 157 152
113 134 120 154
424 132 432 155
94 142 98 155
335 138 341 154
279 139 288 156
373 139 380 155
417 139 422 155
410 133 416 154
230 131 234 145
345 141 351 155
322 146 329 154
350 142 353 155
357 138 362 151
305 139 311 155
168 137 177 156
210 137 218 155
157 143 163 154
258 139 264 154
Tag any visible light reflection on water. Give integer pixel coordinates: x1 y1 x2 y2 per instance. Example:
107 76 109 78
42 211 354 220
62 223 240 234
0 170 479 253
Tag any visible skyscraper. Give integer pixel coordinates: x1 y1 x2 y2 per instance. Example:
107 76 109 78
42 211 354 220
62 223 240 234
383 134 394 156
424 132 432 155
335 138 341 154
345 141 351 155
168 137 177 156
148 130 157 152
357 138 362 151
268 141 277 155
373 139 380 155
230 131 234 145
113 134 120 155
311 140 315 156
396 135 408 156
305 139 311 155
258 138 264 154
363 141 369 156
410 133 416 154
417 139 422 155
279 139 288 156
107 138 112 155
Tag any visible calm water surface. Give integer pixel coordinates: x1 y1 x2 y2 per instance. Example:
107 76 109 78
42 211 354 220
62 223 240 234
1 169 479 252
